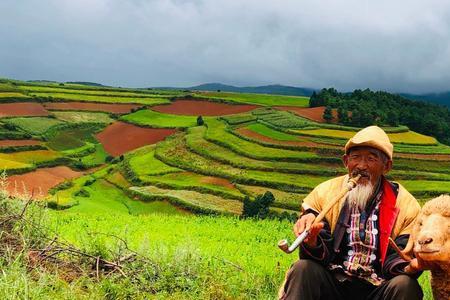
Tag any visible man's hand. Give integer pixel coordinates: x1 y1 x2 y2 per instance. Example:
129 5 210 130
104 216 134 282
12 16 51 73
403 257 434 274
293 213 324 247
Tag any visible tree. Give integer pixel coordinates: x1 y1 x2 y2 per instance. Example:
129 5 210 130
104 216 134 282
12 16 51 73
323 106 333 123
337 107 349 124
197 116 204 126
241 191 275 219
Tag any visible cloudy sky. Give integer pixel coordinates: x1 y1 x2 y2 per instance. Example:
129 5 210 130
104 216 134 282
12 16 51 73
1 0 450 93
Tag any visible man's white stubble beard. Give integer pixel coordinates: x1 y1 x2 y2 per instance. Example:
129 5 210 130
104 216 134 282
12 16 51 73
347 181 374 211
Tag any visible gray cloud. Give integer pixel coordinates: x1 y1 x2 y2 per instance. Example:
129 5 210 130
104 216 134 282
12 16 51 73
1 0 450 93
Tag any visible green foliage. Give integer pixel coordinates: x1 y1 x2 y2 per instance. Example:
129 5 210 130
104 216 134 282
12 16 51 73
323 106 333 123
29 92 171 105
312 88 450 145
220 113 257 125
241 191 275 219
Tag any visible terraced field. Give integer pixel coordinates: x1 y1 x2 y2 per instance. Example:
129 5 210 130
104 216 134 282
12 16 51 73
0 81 448 215
0 79 445 298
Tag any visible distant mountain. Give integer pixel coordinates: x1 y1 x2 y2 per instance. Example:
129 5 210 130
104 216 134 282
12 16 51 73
65 81 106 87
170 83 317 97
189 83 316 96
401 92 450 107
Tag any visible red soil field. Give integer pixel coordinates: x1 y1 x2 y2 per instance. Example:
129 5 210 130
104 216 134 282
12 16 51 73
0 140 42 147
275 106 337 123
96 121 176 156
43 102 142 114
151 99 259 116
6 166 83 199
0 102 49 117
200 175 236 189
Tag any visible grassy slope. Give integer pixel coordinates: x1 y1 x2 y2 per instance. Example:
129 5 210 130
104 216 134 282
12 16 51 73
52 111 113 123
3 117 64 135
194 91 310 107
29 92 171 105
120 109 207 128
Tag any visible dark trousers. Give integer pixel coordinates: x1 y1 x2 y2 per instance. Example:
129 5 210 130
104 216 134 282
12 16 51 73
280 260 423 300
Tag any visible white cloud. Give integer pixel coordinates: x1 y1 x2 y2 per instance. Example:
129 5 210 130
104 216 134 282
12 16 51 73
1 0 450 93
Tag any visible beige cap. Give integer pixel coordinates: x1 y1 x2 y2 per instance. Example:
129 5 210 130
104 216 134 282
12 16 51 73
344 126 393 160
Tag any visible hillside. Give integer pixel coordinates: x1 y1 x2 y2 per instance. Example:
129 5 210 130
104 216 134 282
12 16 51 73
0 78 447 298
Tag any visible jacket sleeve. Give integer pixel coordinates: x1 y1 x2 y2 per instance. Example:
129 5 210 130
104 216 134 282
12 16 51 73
382 234 421 279
298 209 335 266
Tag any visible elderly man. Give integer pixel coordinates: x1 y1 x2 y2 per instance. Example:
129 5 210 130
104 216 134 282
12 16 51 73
280 126 424 300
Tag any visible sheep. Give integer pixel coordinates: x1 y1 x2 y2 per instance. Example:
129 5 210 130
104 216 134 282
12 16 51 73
402 194 450 300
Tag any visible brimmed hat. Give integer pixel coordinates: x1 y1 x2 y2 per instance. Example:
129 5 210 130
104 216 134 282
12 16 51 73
344 126 393 160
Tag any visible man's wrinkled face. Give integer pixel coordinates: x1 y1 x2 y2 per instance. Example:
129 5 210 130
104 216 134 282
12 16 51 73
343 146 392 186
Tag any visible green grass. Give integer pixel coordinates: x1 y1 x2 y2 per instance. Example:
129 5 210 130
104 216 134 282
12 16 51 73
220 113 257 125
52 111 113 123
0 157 31 170
399 179 450 197
126 145 181 177
120 109 206 128
246 123 301 141
79 143 108 167
29 92 171 105
194 91 310 107
3 117 64 135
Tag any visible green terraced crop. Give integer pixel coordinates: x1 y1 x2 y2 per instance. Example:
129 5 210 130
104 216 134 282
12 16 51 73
52 111 113 123
155 133 329 191
139 171 244 200
3 117 64 135
194 91 310 107
46 124 103 151
220 113 257 125
120 109 203 128
131 185 243 215
254 109 313 128
204 119 321 162
29 92 171 105
186 126 343 176
294 128 438 145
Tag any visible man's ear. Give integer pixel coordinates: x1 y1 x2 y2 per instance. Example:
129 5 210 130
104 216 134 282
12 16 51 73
384 160 393 174
342 154 349 168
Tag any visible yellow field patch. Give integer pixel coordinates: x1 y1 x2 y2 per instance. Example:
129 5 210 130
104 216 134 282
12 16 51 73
295 128 437 145
0 150 62 164
0 92 30 98
0 157 31 169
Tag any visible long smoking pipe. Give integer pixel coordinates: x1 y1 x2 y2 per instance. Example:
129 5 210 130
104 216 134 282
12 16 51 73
278 174 362 254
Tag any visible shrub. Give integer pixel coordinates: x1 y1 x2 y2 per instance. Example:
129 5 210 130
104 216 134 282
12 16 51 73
197 116 204 126
241 191 275 219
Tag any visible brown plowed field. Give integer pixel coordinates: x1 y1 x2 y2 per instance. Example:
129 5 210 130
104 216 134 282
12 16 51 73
275 106 337 123
6 166 82 199
152 99 258 116
0 140 42 147
0 102 49 117
43 102 142 114
96 121 176 156
236 127 339 149
199 176 236 189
